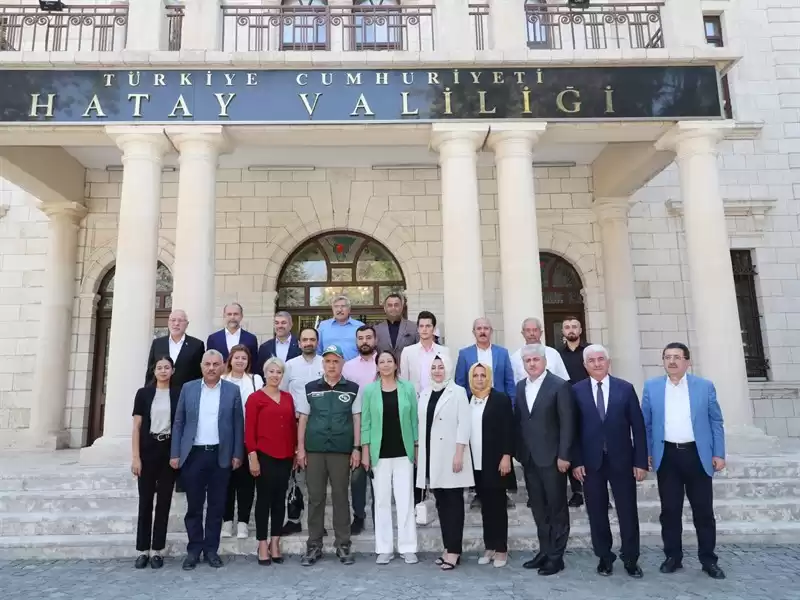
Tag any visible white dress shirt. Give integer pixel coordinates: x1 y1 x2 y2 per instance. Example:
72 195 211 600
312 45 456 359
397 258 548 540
525 371 547 413
283 354 324 409
512 345 570 382
225 328 241 352
476 345 494 386
274 336 292 362
195 379 222 445
591 375 611 411
664 376 695 443
222 373 264 411
470 395 488 470
168 335 185 363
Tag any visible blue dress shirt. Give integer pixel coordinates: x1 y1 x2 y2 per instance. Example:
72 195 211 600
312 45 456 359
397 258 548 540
317 317 365 360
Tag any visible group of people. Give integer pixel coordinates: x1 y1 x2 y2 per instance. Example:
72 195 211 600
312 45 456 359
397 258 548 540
131 292 727 581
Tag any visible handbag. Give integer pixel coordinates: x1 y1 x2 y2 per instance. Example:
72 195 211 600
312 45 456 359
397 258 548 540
415 487 435 526
286 471 304 521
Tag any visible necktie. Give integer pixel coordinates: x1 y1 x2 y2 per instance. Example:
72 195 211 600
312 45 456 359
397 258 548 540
596 381 606 421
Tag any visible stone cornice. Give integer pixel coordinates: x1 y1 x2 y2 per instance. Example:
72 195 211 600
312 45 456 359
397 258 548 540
725 121 765 140
666 197 777 226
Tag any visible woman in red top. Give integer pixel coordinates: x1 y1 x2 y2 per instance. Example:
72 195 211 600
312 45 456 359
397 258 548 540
246 356 297 565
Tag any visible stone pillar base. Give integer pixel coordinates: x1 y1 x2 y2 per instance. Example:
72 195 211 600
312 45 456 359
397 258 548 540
79 435 133 466
726 425 781 456
23 430 71 451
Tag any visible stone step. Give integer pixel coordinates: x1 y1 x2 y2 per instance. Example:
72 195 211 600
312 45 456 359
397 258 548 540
0 477 798 513
2 520 800 560
1 498 798 537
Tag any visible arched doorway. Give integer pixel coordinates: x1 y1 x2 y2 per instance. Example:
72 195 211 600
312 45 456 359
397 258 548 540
276 232 406 334
540 252 586 346
86 263 173 445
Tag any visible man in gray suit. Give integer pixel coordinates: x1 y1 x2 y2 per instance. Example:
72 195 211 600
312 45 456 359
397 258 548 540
170 349 244 570
514 344 574 576
373 293 419 361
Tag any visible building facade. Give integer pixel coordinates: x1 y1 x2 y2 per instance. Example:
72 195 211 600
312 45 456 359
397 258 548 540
0 0 797 458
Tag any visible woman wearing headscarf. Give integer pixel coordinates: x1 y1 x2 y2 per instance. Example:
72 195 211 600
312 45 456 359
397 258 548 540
468 362 514 568
416 354 473 571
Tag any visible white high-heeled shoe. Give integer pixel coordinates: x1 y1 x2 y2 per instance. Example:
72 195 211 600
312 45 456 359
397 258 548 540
493 553 508 568
478 551 495 565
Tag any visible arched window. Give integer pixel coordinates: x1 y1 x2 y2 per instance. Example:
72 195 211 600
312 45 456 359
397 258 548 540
277 232 406 332
281 0 328 50
353 0 401 50
540 252 586 346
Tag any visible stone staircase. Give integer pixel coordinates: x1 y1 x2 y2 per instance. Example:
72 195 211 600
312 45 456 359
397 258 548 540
1 450 800 559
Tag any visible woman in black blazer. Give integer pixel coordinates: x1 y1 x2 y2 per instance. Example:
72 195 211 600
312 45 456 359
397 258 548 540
131 355 181 570
468 362 514 568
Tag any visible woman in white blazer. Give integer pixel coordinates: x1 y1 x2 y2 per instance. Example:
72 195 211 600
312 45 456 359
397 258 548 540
416 353 474 571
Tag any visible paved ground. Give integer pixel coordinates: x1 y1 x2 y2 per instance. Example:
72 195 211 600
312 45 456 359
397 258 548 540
0 546 797 600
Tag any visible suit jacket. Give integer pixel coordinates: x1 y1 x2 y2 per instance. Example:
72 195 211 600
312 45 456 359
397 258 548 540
470 389 515 490
206 328 259 363
170 379 244 469
360 378 418 466
513 372 574 468
455 344 515 398
572 376 647 472
145 335 205 390
416 381 474 489
399 342 451 395
254 335 301 380
374 319 419 361
642 374 725 477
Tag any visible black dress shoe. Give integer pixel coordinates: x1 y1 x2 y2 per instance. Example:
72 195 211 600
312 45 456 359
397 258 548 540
205 552 224 568
350 517 365 536
150 555 164 569
182 554 199 571
702 563 726 579
281 521 302 536
596 557 614 576
659 557 683 573
567 493 584 508
624 562 643 578
134 554 149 569
538 559 565 576
523 553 547 570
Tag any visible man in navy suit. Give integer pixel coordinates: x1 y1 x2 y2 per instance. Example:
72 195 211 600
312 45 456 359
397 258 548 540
170 349 244 571
254 311 300 380
642 342 726 580
206 303 259 363
571 344 647 578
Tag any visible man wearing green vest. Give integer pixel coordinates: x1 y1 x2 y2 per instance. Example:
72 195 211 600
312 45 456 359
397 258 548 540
296 344 362 566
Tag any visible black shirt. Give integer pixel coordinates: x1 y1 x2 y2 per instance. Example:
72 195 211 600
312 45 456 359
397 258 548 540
379 388 405 459
425 388 445 483
560 342 589 385
387 320 401 348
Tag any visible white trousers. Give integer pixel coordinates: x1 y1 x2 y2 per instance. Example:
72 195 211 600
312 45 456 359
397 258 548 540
373 456 417 555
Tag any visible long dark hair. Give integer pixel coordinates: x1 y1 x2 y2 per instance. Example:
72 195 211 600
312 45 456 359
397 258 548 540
150 355 174 386
375 350 399 381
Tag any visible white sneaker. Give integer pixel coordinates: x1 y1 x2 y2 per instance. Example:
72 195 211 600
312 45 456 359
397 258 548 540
236 522 249 539
403 553 418 564
221 521 233 538
376 553 394 565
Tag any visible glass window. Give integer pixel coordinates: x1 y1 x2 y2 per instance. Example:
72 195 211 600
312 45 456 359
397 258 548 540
280 244 327 282
731 250 769 379
357 242 403 281
281 0 328 50
353 0 401 49
98 262 172 313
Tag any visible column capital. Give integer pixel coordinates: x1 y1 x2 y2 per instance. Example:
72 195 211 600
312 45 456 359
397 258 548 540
166 125 230 153
487 122 548 152
593 196 632 223
430 123 488 155
655 120 736 156
104 126 173 157
41 201 87 222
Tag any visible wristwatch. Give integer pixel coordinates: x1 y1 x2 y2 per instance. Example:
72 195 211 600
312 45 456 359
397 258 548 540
353 445 362 452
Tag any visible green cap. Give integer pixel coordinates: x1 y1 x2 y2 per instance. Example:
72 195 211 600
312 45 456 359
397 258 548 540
322 344 344 358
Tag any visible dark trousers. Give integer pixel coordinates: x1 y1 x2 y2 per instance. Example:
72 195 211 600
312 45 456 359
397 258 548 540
568 471 583 495
306 452 352 549
136 437 177 552
351 465 374 522
254 453 293 540
657 442 717 566
584 454 640 562
181 446 231 557
433 487 465 554
474 471 508 552
224 463 255 523
524 463 570 562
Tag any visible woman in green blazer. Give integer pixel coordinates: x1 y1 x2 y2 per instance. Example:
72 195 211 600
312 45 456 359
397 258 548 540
361 350 419 565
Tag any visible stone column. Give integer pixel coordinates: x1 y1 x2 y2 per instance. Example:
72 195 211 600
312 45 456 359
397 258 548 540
125 0 167 51
436 0 473 53
431 124 486 352
81 127 170 464
488 0 528 52
182 0 222 51
27 202 87 449
593 196 643 393
656 121 767 445
167 126 227 340
487 123 547 347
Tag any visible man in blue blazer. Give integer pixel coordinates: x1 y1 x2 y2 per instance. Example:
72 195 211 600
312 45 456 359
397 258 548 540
170 349 244 571
642 342 726 580
254 311 301 380
571 344 647 578
206 303 259 362
455 317 515 398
